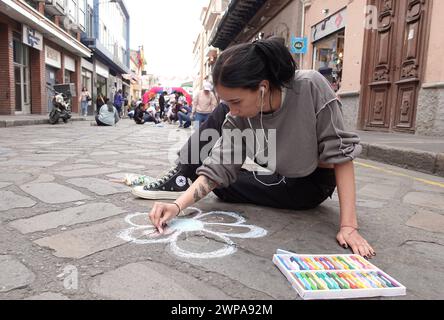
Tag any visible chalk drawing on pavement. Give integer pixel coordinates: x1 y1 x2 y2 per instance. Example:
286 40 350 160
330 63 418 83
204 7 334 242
118 207 267 259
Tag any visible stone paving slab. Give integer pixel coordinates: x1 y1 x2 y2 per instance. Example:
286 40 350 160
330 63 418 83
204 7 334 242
406 210 444 234
0 173 33 184
29 174 56 184
57 164 100 171
55 168 122 178
66 178 130 196
34 219 129 259
24 292 70 300
403 192 444 210
0 160 59 167
20 183 90 204
9 203 126 234
0 182 12 189
0 256 35 293
358 184 399 200
0 191 36 212
183 252 294 300
328 192 387 209
90 151 120 156
89 262 232 300
380 242 444 299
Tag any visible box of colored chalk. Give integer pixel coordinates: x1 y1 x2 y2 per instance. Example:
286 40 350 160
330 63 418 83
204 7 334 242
273 250 406 300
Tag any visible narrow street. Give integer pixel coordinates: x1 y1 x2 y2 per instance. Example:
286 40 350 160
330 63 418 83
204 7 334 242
1 120 443 300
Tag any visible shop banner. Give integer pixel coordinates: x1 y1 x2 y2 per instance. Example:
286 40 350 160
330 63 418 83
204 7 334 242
22 25 43 51
45 46 61 68
96 61 109 79
312 8 347 43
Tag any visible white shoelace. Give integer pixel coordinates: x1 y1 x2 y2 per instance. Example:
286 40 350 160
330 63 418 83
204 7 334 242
144 167 179 190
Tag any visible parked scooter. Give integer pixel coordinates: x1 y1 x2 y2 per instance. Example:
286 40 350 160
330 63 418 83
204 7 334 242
48 87 72 125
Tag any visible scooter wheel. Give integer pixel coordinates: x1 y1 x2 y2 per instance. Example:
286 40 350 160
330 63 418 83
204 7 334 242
49 113 60 125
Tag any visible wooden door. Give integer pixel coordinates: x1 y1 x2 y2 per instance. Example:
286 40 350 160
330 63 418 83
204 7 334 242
360 0 431 133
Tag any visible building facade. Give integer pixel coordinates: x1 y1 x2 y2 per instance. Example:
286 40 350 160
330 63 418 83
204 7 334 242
192 0 229 92
81 0 130 114
0 0 91 115
209 0 444 136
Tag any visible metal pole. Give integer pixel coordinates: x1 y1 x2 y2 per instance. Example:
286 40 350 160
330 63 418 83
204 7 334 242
300 0 306 70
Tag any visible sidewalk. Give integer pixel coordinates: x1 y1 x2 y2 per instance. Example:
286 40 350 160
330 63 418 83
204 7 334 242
0 115 443 177
357 131 444 178
0 114 90 127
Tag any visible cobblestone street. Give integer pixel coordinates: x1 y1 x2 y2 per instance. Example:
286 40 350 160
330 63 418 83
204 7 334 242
0 120 443 300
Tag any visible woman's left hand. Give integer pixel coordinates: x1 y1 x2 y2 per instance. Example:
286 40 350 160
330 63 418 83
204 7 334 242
336 227 376 259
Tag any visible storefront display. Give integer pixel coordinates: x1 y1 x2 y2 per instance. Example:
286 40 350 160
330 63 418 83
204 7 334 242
13 34 30 113
313 30 344 92
311 8 346 92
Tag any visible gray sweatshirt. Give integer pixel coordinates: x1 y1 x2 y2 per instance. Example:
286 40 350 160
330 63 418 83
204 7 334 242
98 104 120 126
196 70 362 188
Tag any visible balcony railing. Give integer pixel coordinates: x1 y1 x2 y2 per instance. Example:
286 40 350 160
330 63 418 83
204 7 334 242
44 0 66 16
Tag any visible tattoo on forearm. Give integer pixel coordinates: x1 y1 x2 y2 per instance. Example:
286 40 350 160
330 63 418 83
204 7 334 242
193 177 219 203
193 188 201 203
205 177 219 191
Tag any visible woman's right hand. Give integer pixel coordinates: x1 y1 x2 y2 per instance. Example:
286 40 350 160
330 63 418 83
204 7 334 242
148 202 180 234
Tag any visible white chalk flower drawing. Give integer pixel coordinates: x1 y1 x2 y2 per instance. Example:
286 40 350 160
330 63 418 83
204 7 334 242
118 207 267 259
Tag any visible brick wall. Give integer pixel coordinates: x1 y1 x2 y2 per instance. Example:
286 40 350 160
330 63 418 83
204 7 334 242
0 23 14 115
70 56 81 114
0 9 86 115
29 45 46 114
55 55 64 85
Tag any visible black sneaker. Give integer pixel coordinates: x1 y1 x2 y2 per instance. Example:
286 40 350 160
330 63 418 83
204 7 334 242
131 165 190 200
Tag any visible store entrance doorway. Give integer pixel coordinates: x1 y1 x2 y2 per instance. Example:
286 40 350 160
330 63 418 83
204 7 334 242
13 36 30 114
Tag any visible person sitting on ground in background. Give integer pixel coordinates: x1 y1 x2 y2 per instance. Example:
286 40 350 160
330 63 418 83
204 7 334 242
95 99 120 126
166 97 178 123
177 102 192 128
134 101 146 125
127 99 138 119
144 103 161 124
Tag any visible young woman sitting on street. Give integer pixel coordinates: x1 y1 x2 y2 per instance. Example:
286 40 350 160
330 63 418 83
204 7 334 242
141 37 376 259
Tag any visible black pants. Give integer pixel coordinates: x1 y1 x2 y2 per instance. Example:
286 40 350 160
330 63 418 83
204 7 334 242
178 103 337 210
159 106 165 119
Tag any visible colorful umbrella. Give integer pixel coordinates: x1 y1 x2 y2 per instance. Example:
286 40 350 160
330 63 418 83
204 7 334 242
143 87 192 106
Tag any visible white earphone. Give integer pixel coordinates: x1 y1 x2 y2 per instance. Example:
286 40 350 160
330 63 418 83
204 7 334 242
260 86 265 99
247 85 286 187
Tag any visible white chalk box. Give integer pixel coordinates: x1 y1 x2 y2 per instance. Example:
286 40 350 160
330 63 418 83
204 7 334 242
273 251 406 300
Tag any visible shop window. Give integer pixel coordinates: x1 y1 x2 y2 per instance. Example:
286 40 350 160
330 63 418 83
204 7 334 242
64 70 73 84
313 30 344 92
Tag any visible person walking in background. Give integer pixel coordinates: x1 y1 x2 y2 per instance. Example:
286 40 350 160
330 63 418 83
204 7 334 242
80 87 91 117
95 99 120 126
114 89 124 118
159 91 167 120
192 81 218 126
